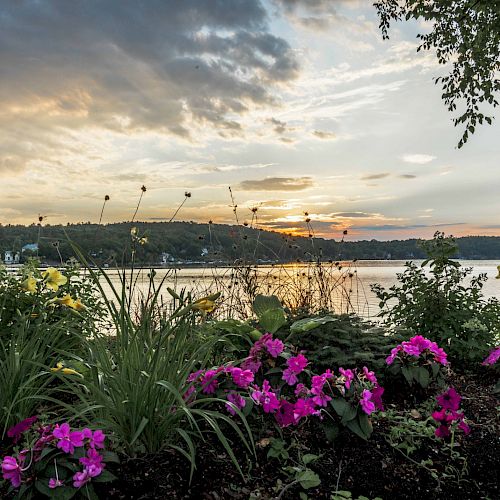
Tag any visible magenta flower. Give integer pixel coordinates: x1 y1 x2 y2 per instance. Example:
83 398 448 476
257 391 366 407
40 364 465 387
230 367 254 388
187 369 203 383
49 478 64 489
249 333 272 358
360 389 375 415
362 366 377 384
7 415 38 444
265 338 284 358
82 428 106 449
225 391 246 415
282 367 299 385
275 400 297 427
287 354 308 373
310 374 331 407
52 423 84 454
386 345 402 365
436 387 461 411
371 385 385 411
241 356 262 373
429 343 448 365
482 346 500 366
458 420 471 435
339 367 354 389
201 370 218 394
435 424 451 438
251 380 280 413
1 456 23 488
294 383 309 397
431 409 455 425
293 398 319 421
80 449 105 472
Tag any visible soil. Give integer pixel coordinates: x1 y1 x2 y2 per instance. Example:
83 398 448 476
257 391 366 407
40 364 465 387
94 371 500 500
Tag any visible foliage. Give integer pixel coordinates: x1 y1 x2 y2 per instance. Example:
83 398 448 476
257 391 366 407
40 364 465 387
1 418 117 499
374 0 500 147
252 294 287 334
385 335 448 393
185 332 384 442
283 313 405 376
0 263 101 435
60 255 253 480
372 232 500 365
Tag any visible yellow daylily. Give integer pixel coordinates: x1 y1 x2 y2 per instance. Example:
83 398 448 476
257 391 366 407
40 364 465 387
56 294 76 308
191 298 217 313
21 276 37 293
42 267 68 291
72 298 86 311
50 362 80 376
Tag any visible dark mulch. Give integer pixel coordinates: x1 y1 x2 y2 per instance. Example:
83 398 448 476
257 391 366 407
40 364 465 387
95 371 499 500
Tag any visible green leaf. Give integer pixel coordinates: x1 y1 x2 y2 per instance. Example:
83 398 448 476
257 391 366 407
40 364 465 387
302 453 319 465
130 417 149 446
93 470 118 482
258 308 286 334
415 366 430 388
296 469 321 489
253 294 283 316
401 365 413 385
290 315 337 334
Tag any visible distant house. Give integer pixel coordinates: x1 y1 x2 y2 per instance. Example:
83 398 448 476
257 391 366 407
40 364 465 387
160 252 175 264
4 251 20 264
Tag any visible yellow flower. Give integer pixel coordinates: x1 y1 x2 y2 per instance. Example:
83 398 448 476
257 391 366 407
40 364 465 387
56 294 76 308
42 267 68 291
131 227 138 236
191 298 216 313
72 298 86 311
50 362 80 376
21 276 37 293
139 237 148 245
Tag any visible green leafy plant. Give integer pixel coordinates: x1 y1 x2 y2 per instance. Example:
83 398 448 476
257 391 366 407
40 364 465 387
252 294 287 334
372 232 500 365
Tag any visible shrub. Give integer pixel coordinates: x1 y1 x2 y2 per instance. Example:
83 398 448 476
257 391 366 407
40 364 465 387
372 232 500 365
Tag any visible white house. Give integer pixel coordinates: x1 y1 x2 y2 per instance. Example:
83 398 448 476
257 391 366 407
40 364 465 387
4 251 20 264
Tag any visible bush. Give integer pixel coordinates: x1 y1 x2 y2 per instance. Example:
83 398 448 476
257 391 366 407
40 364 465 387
371 232 500 365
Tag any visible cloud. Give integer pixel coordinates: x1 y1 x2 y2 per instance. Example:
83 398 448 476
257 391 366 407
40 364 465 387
238 177 314 191
399 174 417 179
312 130 336 140
0 0 300 173
330 212 378 218
402 154 436 164
360 173 390 180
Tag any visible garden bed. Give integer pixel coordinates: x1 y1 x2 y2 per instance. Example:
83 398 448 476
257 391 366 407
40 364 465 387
95 371 499 500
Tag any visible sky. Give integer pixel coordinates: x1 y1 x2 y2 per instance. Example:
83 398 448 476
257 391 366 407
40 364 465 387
1 0 499 241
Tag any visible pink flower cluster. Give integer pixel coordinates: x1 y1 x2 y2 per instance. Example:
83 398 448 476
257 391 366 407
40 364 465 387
1 419 107 491
432 387 470 438
185 334 384 429
482 346 500 366
386 335 448 366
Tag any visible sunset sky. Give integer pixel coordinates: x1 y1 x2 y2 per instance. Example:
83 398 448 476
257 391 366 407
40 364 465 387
1 0 499 240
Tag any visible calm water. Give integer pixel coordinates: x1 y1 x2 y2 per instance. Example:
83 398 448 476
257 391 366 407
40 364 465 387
98 260 500 319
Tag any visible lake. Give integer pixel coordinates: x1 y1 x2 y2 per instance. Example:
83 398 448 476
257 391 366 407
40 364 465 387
98 260 500 319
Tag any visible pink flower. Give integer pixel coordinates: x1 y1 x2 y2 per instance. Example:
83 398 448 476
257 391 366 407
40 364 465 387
249 333 272 358
293 398 319 421
187 370 203 383
429 343 448 365
436 387 461 411
80 449 105 472
282 368 299 385
52 423 84 454
294 383 309 397
310 374 331 407
431 409 455 425
339 367 354 389
360 389 375 415
435 424 451 438
225 392 246 415
265 338 284 358
241 356 262 373
386 346 402 365
251 380 280 413
1 456 23 488
49 478 64 489
482 347 500 366
371 385 385 411
287 354 308 373
201 370 218 394
230 368 254 388
403 335 432 356
458 420 471 435
82 428 106 449
7 415 38 444
275 400 297 427
362 366 377 384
